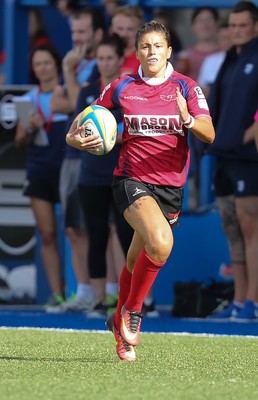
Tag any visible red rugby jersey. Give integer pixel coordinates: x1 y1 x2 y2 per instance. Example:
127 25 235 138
95 68 211 186
120 51 140 76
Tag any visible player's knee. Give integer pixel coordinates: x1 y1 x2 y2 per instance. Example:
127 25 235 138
147 230 173 262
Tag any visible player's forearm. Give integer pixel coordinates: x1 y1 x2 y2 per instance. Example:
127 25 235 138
189 116 215 144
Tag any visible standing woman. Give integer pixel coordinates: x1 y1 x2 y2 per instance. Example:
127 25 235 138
76 34 133 316
28 8 53 84
15 44 68 307
66 21 215 361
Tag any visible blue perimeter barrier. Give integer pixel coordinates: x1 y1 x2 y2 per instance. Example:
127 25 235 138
63 207 230 306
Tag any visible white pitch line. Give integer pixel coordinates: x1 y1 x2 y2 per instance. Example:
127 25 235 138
1 326 258 339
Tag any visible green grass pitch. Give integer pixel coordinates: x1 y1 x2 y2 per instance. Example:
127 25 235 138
0 328 257 400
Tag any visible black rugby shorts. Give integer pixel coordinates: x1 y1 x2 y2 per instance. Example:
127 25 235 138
112 176 184 227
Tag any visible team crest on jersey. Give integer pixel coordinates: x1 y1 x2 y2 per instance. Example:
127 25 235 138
160 94 176 102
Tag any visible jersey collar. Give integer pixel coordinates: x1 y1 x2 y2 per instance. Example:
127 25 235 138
138 62 173 85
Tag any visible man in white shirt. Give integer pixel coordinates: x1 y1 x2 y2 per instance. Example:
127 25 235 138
198 22 232 97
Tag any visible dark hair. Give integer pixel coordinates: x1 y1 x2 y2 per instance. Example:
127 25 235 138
30 44 62 75
49 0 80 10
97 33 125 58
72 6 106 33
191 6 219 23
230 1 258 22
135 20 171 50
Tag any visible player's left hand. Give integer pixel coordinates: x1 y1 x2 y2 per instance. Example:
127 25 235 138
66 126 103 151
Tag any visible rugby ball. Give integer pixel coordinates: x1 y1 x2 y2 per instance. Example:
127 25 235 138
77 105 117 155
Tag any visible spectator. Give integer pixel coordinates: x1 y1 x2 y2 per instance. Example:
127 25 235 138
175 7 221 210
14 44 69 308
175 6 220 81
50 0 81 17
206 1 258 321
198 21 232 97
109 5 144 76
51 7 105 114
29 8 52 49
76 34 134 317
102 0 123 28
28 7 53 83
49 0 82 29
153 9 183 62
244 110 258 151
47 7 106 313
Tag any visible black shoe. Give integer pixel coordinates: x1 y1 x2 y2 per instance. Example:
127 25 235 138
86 301 107 318
142 301 159 318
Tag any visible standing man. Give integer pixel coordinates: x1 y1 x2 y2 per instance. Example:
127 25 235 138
48 7 106 312
207 1 258 321
109 5 144 76
51 7 105 113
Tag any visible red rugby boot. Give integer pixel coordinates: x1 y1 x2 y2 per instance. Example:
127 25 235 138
105 314 137 362
120 305 143 346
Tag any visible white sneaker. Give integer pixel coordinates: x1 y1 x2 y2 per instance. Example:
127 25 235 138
47 295 93 313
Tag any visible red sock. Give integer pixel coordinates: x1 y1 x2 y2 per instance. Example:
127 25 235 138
125 248 165 313
114 264 132 328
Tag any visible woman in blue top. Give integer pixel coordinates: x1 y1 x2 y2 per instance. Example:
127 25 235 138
15 44 68 307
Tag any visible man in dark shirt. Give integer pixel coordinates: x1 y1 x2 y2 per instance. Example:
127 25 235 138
207 1 258 321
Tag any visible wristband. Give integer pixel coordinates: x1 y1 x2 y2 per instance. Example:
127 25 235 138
254 110 258 122
184 115 194 129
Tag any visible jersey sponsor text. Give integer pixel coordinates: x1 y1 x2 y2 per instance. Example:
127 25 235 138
124 114 184 136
